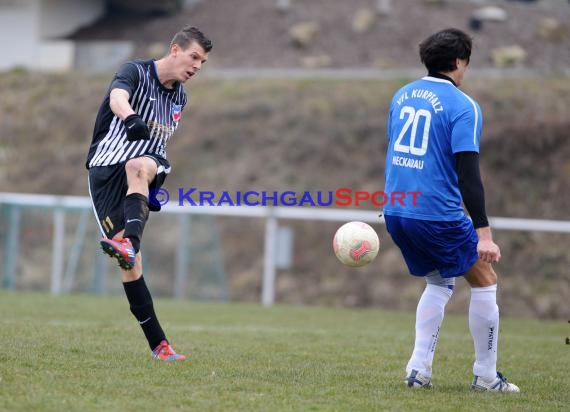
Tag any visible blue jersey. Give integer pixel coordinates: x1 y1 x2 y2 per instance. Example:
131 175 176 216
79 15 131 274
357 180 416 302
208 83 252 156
383 76 482 221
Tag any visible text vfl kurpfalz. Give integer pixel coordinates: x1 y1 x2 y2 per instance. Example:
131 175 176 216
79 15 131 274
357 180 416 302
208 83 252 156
392 88 444 171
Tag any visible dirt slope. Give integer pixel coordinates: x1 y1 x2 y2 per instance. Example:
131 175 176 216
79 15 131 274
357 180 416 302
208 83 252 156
71 0 570 71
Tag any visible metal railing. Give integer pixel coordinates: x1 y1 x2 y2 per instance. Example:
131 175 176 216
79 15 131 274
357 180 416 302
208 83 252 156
1 192 570 306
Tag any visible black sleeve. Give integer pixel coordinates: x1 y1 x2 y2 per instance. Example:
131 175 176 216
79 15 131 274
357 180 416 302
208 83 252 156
454 151 489 229
110 62 139 97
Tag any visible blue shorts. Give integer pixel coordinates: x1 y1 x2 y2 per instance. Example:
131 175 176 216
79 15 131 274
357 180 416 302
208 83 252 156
384 214 478 278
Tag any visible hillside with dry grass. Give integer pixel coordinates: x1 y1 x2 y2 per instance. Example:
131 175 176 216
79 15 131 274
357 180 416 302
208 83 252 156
0 71 568 318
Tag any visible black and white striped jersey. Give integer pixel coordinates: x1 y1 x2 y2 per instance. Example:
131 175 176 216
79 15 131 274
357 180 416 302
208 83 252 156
86 59 187 169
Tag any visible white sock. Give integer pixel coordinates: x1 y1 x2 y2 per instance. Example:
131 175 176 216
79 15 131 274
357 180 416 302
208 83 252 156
469 285 499 381
406 284 452 377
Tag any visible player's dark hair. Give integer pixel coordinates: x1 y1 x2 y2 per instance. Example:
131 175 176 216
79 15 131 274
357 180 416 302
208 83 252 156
171 26 213 52
419 28 472 73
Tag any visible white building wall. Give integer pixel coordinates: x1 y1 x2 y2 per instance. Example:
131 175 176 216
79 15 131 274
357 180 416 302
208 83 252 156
0 0 104 71
0 0 40 70
40 0 105 38
38 41 75 72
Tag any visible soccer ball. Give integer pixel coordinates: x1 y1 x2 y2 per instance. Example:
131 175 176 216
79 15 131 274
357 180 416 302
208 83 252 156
333 221 380 267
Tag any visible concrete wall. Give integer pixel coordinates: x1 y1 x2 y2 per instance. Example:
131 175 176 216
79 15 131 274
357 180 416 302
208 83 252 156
0 0 104 71
74 41 134 73
0 1 40 70
40 0 105 38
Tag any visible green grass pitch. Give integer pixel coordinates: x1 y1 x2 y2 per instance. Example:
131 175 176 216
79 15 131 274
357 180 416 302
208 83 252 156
0 290 568 411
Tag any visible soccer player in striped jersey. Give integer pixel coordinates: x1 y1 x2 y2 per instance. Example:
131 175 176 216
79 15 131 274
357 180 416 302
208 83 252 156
86 26 212 361
383 28 519 392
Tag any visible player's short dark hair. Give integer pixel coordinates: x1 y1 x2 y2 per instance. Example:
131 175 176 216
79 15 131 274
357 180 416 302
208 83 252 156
419 28 472 73
171 26 213 52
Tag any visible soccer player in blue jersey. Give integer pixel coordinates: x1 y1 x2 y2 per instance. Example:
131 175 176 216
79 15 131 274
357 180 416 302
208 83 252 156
383 28 519 392
86 26 212 361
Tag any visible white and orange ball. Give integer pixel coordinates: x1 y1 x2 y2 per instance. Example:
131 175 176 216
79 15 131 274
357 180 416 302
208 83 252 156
333 221 380 267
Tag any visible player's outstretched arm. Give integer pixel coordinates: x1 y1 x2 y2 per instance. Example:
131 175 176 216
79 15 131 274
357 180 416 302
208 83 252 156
109 88 150 141
455 151 500 263
109 88 134 120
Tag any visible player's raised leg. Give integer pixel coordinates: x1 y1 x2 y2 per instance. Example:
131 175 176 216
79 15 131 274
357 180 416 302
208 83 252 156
100 157 155 266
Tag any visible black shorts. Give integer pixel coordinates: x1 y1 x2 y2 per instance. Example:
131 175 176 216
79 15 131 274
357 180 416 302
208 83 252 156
88 156 170 238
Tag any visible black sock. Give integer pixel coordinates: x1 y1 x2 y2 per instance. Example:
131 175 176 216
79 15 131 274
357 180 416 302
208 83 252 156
123 193 149 253
123 275 166 350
